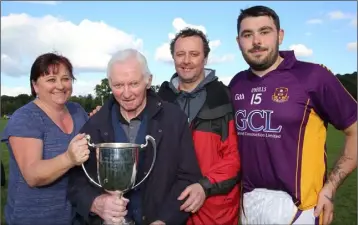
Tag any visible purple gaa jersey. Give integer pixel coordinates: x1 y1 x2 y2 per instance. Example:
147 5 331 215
229 51 357 210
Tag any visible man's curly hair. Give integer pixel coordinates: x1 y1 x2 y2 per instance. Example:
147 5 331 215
170 27 211 58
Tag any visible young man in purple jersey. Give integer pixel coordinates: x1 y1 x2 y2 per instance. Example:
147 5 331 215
229 5 357 225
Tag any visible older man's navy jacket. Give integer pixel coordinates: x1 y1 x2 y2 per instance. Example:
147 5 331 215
67 90 202 225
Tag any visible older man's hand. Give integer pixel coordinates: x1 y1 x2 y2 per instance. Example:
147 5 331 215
178 183 206 213
91 192 129 224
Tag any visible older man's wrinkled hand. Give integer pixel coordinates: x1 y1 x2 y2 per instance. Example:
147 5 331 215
178 183 206 213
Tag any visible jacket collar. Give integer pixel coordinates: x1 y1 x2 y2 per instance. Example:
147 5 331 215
158 79 232 120
159 79 230 109
93 89 163 129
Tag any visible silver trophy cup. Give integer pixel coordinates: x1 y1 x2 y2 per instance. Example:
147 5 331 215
82 134 157 225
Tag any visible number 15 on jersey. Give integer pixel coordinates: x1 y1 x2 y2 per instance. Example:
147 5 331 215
251 93 262 105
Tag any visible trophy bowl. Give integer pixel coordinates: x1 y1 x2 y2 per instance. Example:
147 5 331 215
82 135 157 225
96 142 140 192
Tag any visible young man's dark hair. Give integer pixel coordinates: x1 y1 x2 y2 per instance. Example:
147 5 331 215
170 27 211 58
237 5 281 35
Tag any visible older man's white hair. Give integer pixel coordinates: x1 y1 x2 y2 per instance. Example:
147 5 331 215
107 48 152 84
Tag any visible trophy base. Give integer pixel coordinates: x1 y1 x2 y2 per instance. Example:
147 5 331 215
102 217 135 225
121 218 135 225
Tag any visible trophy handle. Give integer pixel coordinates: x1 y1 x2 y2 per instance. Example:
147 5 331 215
132 135 157 189
81 134 102 188
85 134 96 148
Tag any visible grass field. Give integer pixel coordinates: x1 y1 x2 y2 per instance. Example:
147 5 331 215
0 119 357 224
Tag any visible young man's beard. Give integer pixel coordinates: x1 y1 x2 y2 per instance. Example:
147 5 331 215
242 42 280 72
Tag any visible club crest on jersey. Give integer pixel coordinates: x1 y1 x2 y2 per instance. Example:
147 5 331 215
272 87 289 103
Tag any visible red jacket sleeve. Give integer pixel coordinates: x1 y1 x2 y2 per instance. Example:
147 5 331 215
198 116 241 196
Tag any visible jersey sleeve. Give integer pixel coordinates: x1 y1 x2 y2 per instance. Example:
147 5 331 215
308 64 357 130
1 108 44 142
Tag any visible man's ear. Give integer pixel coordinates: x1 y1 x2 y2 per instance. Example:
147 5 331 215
146 74 153 89
236 36 243 52
32 80 39 96
278 29 284 45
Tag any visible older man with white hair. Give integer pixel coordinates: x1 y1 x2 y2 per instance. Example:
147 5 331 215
67 48 202 225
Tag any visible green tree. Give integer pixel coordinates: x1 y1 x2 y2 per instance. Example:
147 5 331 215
94 78 111 105
336 72 357 100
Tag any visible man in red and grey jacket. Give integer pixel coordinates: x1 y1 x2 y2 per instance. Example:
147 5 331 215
158 27 241 225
